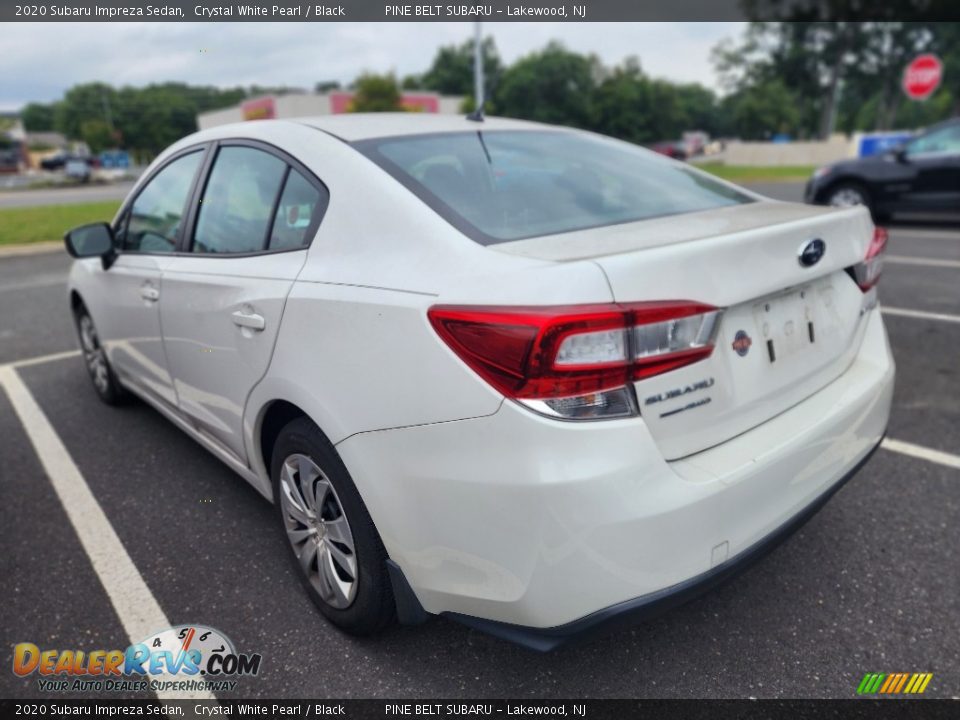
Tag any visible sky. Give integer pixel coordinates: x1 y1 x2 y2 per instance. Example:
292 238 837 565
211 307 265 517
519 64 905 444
2 22 745 112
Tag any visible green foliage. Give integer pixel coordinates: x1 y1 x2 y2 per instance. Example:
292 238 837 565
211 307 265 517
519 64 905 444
80 119 114 154
493 42 599 129
20 23 958 164
716 20 956 137
23 82 251 156
0 201 122 246
420 37 502 97
21 103 57 132
697 163 817 182
350 73 403 112
722 79 803 140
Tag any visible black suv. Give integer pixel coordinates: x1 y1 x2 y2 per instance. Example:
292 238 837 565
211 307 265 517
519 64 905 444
805 117 960 220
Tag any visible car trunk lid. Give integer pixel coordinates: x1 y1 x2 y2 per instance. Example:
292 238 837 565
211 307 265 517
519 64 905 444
493 201 876 459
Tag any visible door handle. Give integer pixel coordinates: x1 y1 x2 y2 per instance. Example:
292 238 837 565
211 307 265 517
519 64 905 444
139 285 160 302
231 310 266 331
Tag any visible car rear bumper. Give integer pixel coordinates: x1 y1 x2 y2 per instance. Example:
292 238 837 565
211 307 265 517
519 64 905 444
444 436 882 651
336 308 894 640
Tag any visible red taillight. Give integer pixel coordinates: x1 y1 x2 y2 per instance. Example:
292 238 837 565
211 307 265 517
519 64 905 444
428 301 720 419
851 226 888 291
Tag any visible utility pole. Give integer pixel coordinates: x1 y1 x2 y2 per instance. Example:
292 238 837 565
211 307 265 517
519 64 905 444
825 77 843 138
474 22 484 113
101 91 115 132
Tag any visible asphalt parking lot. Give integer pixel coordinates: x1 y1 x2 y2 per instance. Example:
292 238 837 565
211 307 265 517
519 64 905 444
1 183 958 700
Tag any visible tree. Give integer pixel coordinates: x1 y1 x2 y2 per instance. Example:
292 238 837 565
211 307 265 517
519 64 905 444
850 23 934 129
80 119 114 153
420 37 502 100
930 22 960 116
722 79 803 140
21 102 57 132
716 19 955 138
592 58 718 143
350 73 402 112
23 81 256 156
592 58 654 143
493 42 599 129
53 83 117 142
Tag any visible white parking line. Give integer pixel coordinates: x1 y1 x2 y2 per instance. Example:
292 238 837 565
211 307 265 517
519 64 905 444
0 366 215 701
882 438 960 471
882 306 960 325
886 255 960 270
8 349 81 369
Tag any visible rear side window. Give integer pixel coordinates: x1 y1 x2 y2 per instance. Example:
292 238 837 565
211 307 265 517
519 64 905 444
192 146 287 254
356 131 752 245
268 170 324 251
906 123 960 157
123 150 202 253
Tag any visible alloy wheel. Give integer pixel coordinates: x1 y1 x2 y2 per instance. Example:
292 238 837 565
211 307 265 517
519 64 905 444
828 187 866 207
79 313 110 395
279 453 358 609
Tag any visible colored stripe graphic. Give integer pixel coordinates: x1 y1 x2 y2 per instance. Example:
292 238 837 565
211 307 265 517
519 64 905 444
893 673 909 693
858 672 932 694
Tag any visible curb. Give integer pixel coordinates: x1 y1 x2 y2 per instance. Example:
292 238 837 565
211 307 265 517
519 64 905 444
0 241 64 258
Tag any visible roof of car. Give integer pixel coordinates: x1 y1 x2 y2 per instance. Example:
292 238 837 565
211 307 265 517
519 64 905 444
292 113 553 141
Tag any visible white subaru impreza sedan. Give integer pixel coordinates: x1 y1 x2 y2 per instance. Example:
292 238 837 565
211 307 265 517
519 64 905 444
65 114 894 650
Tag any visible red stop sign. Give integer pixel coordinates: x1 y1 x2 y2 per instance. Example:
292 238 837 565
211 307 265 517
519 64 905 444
903 54 943 101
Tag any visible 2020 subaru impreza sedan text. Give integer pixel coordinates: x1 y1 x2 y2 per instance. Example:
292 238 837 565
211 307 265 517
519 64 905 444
64 114 894 650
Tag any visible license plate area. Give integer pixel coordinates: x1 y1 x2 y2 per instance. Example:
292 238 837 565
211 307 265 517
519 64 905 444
752 282 835 364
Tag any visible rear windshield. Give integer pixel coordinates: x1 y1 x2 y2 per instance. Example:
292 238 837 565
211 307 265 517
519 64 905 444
355 130 752 245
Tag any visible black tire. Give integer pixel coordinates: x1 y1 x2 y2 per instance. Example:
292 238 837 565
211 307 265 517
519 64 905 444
271 416 395 635
73 303 130 405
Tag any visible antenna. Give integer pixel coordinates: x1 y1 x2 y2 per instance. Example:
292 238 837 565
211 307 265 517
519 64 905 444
466 21 484 122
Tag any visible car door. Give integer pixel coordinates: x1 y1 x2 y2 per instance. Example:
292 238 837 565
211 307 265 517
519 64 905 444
95 148 206 408
898 123 960 212
159 141 329 464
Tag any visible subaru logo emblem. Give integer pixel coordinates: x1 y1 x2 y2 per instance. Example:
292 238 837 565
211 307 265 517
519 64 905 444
798 239 826 268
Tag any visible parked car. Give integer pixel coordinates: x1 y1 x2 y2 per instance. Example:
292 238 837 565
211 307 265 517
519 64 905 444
40 152 70 171
65 157 92 182
806 117 960 219
650 140 688 160
64 114 894 649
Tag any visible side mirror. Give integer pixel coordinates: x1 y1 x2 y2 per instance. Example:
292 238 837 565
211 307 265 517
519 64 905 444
64 223 116 269
893 146 908 163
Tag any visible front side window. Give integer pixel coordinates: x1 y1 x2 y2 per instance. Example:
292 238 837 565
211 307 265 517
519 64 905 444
906 124 960 157
356 131 752 245
193 146 287 254
123 150 202 253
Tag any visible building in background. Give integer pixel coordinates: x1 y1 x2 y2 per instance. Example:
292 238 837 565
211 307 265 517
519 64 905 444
198 91 464 130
